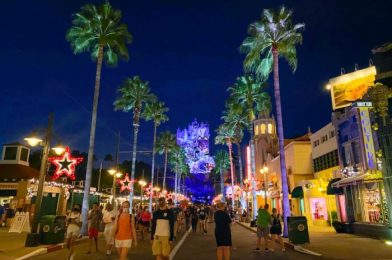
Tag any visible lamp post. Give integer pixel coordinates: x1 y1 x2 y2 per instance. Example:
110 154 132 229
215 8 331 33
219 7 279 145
24 114 65 246
138 179 147 207
108 169 122 206
260 166 268 205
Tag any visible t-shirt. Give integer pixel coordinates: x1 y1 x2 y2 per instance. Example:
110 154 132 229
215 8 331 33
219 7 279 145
257 208 270 228
151 208 174 241
116 213 133 240
214 210 231 234
141 211 151 222
67 212 82 228
89 209 103 229
199 209 207 220
103 210 116 224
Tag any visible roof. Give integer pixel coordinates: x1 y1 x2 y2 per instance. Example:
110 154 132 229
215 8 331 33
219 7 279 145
0 164 39 181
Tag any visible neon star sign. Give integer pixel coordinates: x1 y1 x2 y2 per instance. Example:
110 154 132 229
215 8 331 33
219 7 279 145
118 173 136 192
48 146 83 181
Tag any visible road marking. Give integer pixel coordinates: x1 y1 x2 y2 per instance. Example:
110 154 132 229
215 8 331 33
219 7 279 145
15 248 47 260
169 227 192 260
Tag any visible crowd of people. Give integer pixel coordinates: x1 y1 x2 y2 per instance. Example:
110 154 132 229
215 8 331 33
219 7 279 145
64 200 284 260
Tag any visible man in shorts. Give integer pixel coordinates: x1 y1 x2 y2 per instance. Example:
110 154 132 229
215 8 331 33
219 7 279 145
87 203 103 254
255 204 271 252
151 198 174 260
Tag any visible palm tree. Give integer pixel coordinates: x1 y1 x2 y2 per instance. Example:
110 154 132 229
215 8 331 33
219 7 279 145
222 102 249 186
169 146 187 204
215 124 236 207
214 150 230 202
228 75 270 219
156 131 176 191
240 6 304 236
66 2 132 233
142 98 169 212
114 76 154 208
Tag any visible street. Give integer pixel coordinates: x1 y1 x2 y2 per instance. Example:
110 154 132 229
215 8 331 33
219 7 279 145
31 222 316 260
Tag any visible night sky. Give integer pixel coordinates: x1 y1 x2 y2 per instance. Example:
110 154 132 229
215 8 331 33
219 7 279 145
1 0 391 164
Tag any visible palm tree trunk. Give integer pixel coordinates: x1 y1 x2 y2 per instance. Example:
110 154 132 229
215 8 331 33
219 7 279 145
129 110 140 209
182 175 185 195
220 167 225 202
163 148 168 190
236 142 246 209
249 123 258 219
174 170 178 204
149 123 158 212
227 140 235 209
81 44 103 235
273 49 290 237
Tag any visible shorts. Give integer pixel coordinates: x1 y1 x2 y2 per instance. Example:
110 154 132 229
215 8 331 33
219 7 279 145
115 239 132 248
104 223 115 245
88 227 99 238
152 236 171 256
66 225 80 239
140 221 150 227
257 226 270 238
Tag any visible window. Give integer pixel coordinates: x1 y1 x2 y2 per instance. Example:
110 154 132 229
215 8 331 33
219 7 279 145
313 140 320 147
329 130 335 138
267 123 273 134
321 135 328 143
260 124 266 134
4 147 17 160
255 124 259 136
20 148 29 162
313 149 339 172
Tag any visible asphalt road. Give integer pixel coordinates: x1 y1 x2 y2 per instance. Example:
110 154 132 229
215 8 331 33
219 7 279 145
31 222 317 260
175 222 317 260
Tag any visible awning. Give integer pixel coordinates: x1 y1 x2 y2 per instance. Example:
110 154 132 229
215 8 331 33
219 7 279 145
291 186 304 198
327 178 344 195
332 173 383 188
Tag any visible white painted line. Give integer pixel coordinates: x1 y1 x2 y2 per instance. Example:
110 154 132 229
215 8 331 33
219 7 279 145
15 247 47 260
294 245 322 257
169 227 192 260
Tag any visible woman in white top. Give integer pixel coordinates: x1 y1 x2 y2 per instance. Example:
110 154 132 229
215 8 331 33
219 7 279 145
103 203 117 256
66 204 82 260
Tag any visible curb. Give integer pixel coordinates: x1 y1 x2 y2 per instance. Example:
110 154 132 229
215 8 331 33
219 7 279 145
16 236 89 260
235 221 322 257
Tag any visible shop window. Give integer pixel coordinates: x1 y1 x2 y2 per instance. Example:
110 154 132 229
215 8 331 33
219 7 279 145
310 198 328 220
362 182 384 224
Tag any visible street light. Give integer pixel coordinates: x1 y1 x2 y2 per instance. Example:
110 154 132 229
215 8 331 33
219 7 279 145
24 114 64 247
138 179 147 207
109 168 122 205
260 166 269 205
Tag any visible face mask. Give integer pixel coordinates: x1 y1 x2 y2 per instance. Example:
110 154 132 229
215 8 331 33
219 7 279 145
123 208 130 213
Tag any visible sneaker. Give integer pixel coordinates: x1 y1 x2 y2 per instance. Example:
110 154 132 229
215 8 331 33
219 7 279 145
265 248 269 252
282 248 286 253
270 249 275 252
106 250 111 256
254 247 260 251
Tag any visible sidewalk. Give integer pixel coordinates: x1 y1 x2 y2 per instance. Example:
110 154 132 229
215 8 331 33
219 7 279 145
237 221 392 259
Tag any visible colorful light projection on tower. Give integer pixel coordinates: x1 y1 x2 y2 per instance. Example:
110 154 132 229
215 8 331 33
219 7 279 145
177 120 215 174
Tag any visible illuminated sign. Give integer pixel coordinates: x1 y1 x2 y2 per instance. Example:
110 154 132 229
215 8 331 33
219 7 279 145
359 107 376 170
354 101 373 108
246 146 251 180
329 66 376 110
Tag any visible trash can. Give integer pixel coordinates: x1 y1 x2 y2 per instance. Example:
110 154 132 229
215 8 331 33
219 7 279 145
39 215 66 244
287 216 310 244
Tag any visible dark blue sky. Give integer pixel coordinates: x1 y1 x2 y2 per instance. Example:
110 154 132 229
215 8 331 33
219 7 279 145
1 0 391 163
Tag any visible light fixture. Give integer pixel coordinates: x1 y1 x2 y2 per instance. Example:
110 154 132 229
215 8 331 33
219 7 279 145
263 166 269 172
385 241 392 246
325 84 332 90
52 144 65 155
138 180 147 187
108 169 116 175
115 172 123 178
24 133 43 147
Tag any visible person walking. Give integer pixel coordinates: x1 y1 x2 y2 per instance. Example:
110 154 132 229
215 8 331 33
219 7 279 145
214 202 232 260
255 204 271 252
115 201 137 260
151 197 174 260
86 203 103 254
270 208 285 252
103 203 116 256
198 205 208 234
140 206 152 241
65 204 82 260
191 206 199 233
